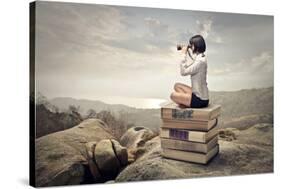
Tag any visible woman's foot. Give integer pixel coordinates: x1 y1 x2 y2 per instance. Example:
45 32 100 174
178 104 189 108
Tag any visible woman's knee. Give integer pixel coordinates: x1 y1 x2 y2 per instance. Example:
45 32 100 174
174 82 182 91
170 92 175 100
174 83 192 94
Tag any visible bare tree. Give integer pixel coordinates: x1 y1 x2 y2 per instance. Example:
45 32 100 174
95 110 134 140
86 109 97 119
68 105 82 121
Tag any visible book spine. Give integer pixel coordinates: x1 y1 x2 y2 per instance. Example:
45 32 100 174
161 121 208 131
210 107 221 120
161 145 219 164
165 128 205 143
162 148 206 164
205 127 218 142
161 139 206 153
161 136 217 153
189 132 205 142
169 128 189 140
161 109 209 121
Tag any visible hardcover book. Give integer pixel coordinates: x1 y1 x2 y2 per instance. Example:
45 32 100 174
162 145 219 164
161 117 218 131
161 136 218 153
160 126 219 143
161 102 221 121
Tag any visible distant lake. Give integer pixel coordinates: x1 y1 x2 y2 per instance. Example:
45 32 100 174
88 95 168 109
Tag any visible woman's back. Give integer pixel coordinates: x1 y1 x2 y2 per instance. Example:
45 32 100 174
190 53 209 100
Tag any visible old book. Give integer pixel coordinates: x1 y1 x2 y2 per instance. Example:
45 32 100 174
161 101 221 121
162 145 219 164
160 136 218 153
161 117 218 131
160 124 218 143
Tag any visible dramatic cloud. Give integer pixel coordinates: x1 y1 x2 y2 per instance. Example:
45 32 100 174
34 1 273 103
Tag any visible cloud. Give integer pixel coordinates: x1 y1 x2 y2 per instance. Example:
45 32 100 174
37 3 223 59
196 19 212 38
144 17 169 37
35 3 180 84
187 18 212 39
250 51 273 73
34 2 273 99
102 16 176 55
36 1 129 57
186 17 223 45
209 51 273 76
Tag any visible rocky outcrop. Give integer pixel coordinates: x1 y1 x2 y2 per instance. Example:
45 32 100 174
35 117 273 186
120 126 155 148
222 113 273 130
115 123 273 182
84 139 128 183
35 119 116 187
120 126 156 162
94 139 128 180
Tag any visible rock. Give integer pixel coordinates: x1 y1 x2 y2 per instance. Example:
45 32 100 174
115 123 273 182
94 139 121 179
105 180 115 184
85 142 102 182
234 123 273 146
85 139 128 181
120 126 155 149
35 119 115 187
218 128 238 141
111 139 128 166
85 141 97 160
120 126 155 161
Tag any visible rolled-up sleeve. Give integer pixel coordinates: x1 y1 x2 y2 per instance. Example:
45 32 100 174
180 59 201 76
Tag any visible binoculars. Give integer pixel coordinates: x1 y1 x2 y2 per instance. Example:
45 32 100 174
177 44 191 51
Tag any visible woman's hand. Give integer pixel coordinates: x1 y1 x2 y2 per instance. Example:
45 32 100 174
187 46 195 60
181 46 188 55
177 44 188 55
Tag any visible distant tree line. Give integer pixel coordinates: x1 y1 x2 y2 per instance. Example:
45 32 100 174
85 108 135 140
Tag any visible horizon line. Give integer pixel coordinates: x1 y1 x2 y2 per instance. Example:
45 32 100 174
38 85 274 101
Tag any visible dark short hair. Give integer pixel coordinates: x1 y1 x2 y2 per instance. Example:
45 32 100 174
189 35 206 54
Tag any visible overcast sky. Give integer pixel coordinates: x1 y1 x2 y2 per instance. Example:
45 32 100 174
35 1 273 104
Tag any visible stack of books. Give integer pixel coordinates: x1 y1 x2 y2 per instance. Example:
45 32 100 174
160 101 221 164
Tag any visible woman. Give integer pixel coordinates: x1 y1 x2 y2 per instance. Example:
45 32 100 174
170 35 209 108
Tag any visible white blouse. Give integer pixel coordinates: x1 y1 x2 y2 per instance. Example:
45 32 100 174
179 51 209 100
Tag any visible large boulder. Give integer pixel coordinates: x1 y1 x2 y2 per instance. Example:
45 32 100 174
35 119 115 187
84 139 128 183
115 123 273 182
111 139 128 166
94 139 128 180
120 126 155 148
